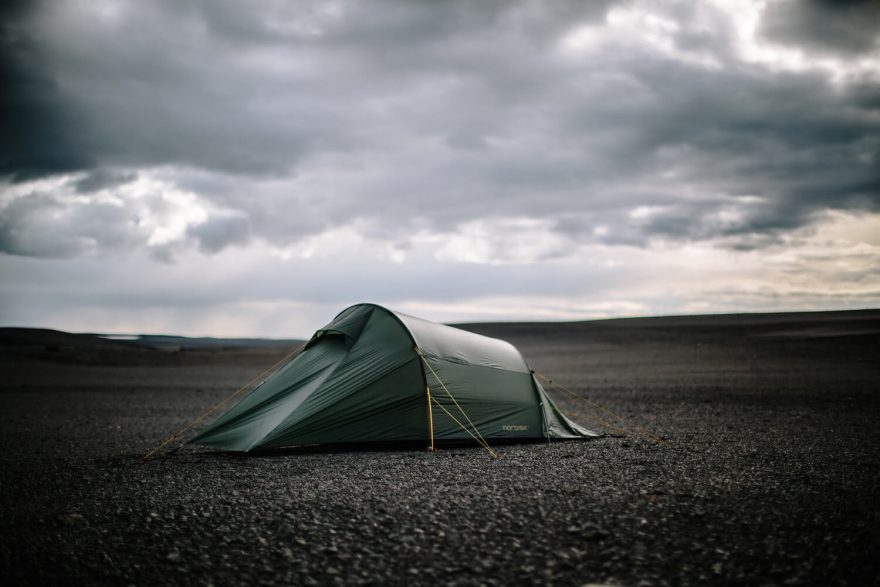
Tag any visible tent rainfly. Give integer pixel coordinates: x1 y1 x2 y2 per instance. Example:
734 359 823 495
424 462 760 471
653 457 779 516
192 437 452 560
191 303 596 451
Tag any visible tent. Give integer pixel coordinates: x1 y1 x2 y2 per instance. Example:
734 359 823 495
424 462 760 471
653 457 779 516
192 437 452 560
191 303 596 451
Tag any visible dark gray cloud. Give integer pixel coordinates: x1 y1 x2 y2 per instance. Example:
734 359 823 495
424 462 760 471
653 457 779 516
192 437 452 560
0 0 878 261
0 190 143 257
74 169 137 193
761 0 880 56
187 212 251 254
0 24 95 178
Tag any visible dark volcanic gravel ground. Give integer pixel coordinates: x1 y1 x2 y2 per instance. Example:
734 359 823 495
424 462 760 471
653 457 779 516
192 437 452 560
1 311 879 586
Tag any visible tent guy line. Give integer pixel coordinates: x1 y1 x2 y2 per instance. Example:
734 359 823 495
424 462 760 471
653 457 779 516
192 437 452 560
143 342 306 460
416 346 498 459
534 372 666 445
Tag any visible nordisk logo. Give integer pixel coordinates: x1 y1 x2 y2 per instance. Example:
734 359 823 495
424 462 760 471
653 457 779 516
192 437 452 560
502 424 529 431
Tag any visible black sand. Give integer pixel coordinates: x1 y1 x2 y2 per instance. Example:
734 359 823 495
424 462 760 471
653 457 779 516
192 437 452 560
1 310 878 586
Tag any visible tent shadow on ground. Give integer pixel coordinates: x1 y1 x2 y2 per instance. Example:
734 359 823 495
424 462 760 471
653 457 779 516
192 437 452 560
169 436 604 461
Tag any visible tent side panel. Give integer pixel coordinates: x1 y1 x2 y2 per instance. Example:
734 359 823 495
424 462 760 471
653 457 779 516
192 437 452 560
423 355 544 440
394 311 530 373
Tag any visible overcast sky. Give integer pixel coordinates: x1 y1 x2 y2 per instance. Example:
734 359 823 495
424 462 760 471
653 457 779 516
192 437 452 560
1 0 879 337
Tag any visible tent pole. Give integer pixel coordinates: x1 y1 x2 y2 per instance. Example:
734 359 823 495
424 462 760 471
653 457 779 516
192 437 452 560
426 385 435 451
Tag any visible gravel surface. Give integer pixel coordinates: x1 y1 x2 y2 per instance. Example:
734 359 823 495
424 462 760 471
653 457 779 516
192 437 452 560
1 311 878 586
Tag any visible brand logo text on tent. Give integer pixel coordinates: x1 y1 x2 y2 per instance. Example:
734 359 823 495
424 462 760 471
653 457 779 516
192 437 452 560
502 425 529 431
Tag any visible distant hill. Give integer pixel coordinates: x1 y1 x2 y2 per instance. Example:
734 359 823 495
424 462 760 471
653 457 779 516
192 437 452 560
105 334 303 351
0 328 302 351
455 308 880 341
1 308 877 354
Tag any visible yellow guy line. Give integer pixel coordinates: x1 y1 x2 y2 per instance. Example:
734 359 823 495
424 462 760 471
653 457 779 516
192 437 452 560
415 348 498 459
426 385 435 452
417 349 494 454
534 372 665 445
430 397 498 459
143 344 305 460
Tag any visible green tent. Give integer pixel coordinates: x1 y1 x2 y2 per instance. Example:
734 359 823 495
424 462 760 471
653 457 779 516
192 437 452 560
191 303 596 451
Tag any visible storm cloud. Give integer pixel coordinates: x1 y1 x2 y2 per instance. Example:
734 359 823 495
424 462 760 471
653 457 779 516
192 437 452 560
761 0 880 56
1 0 878 334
